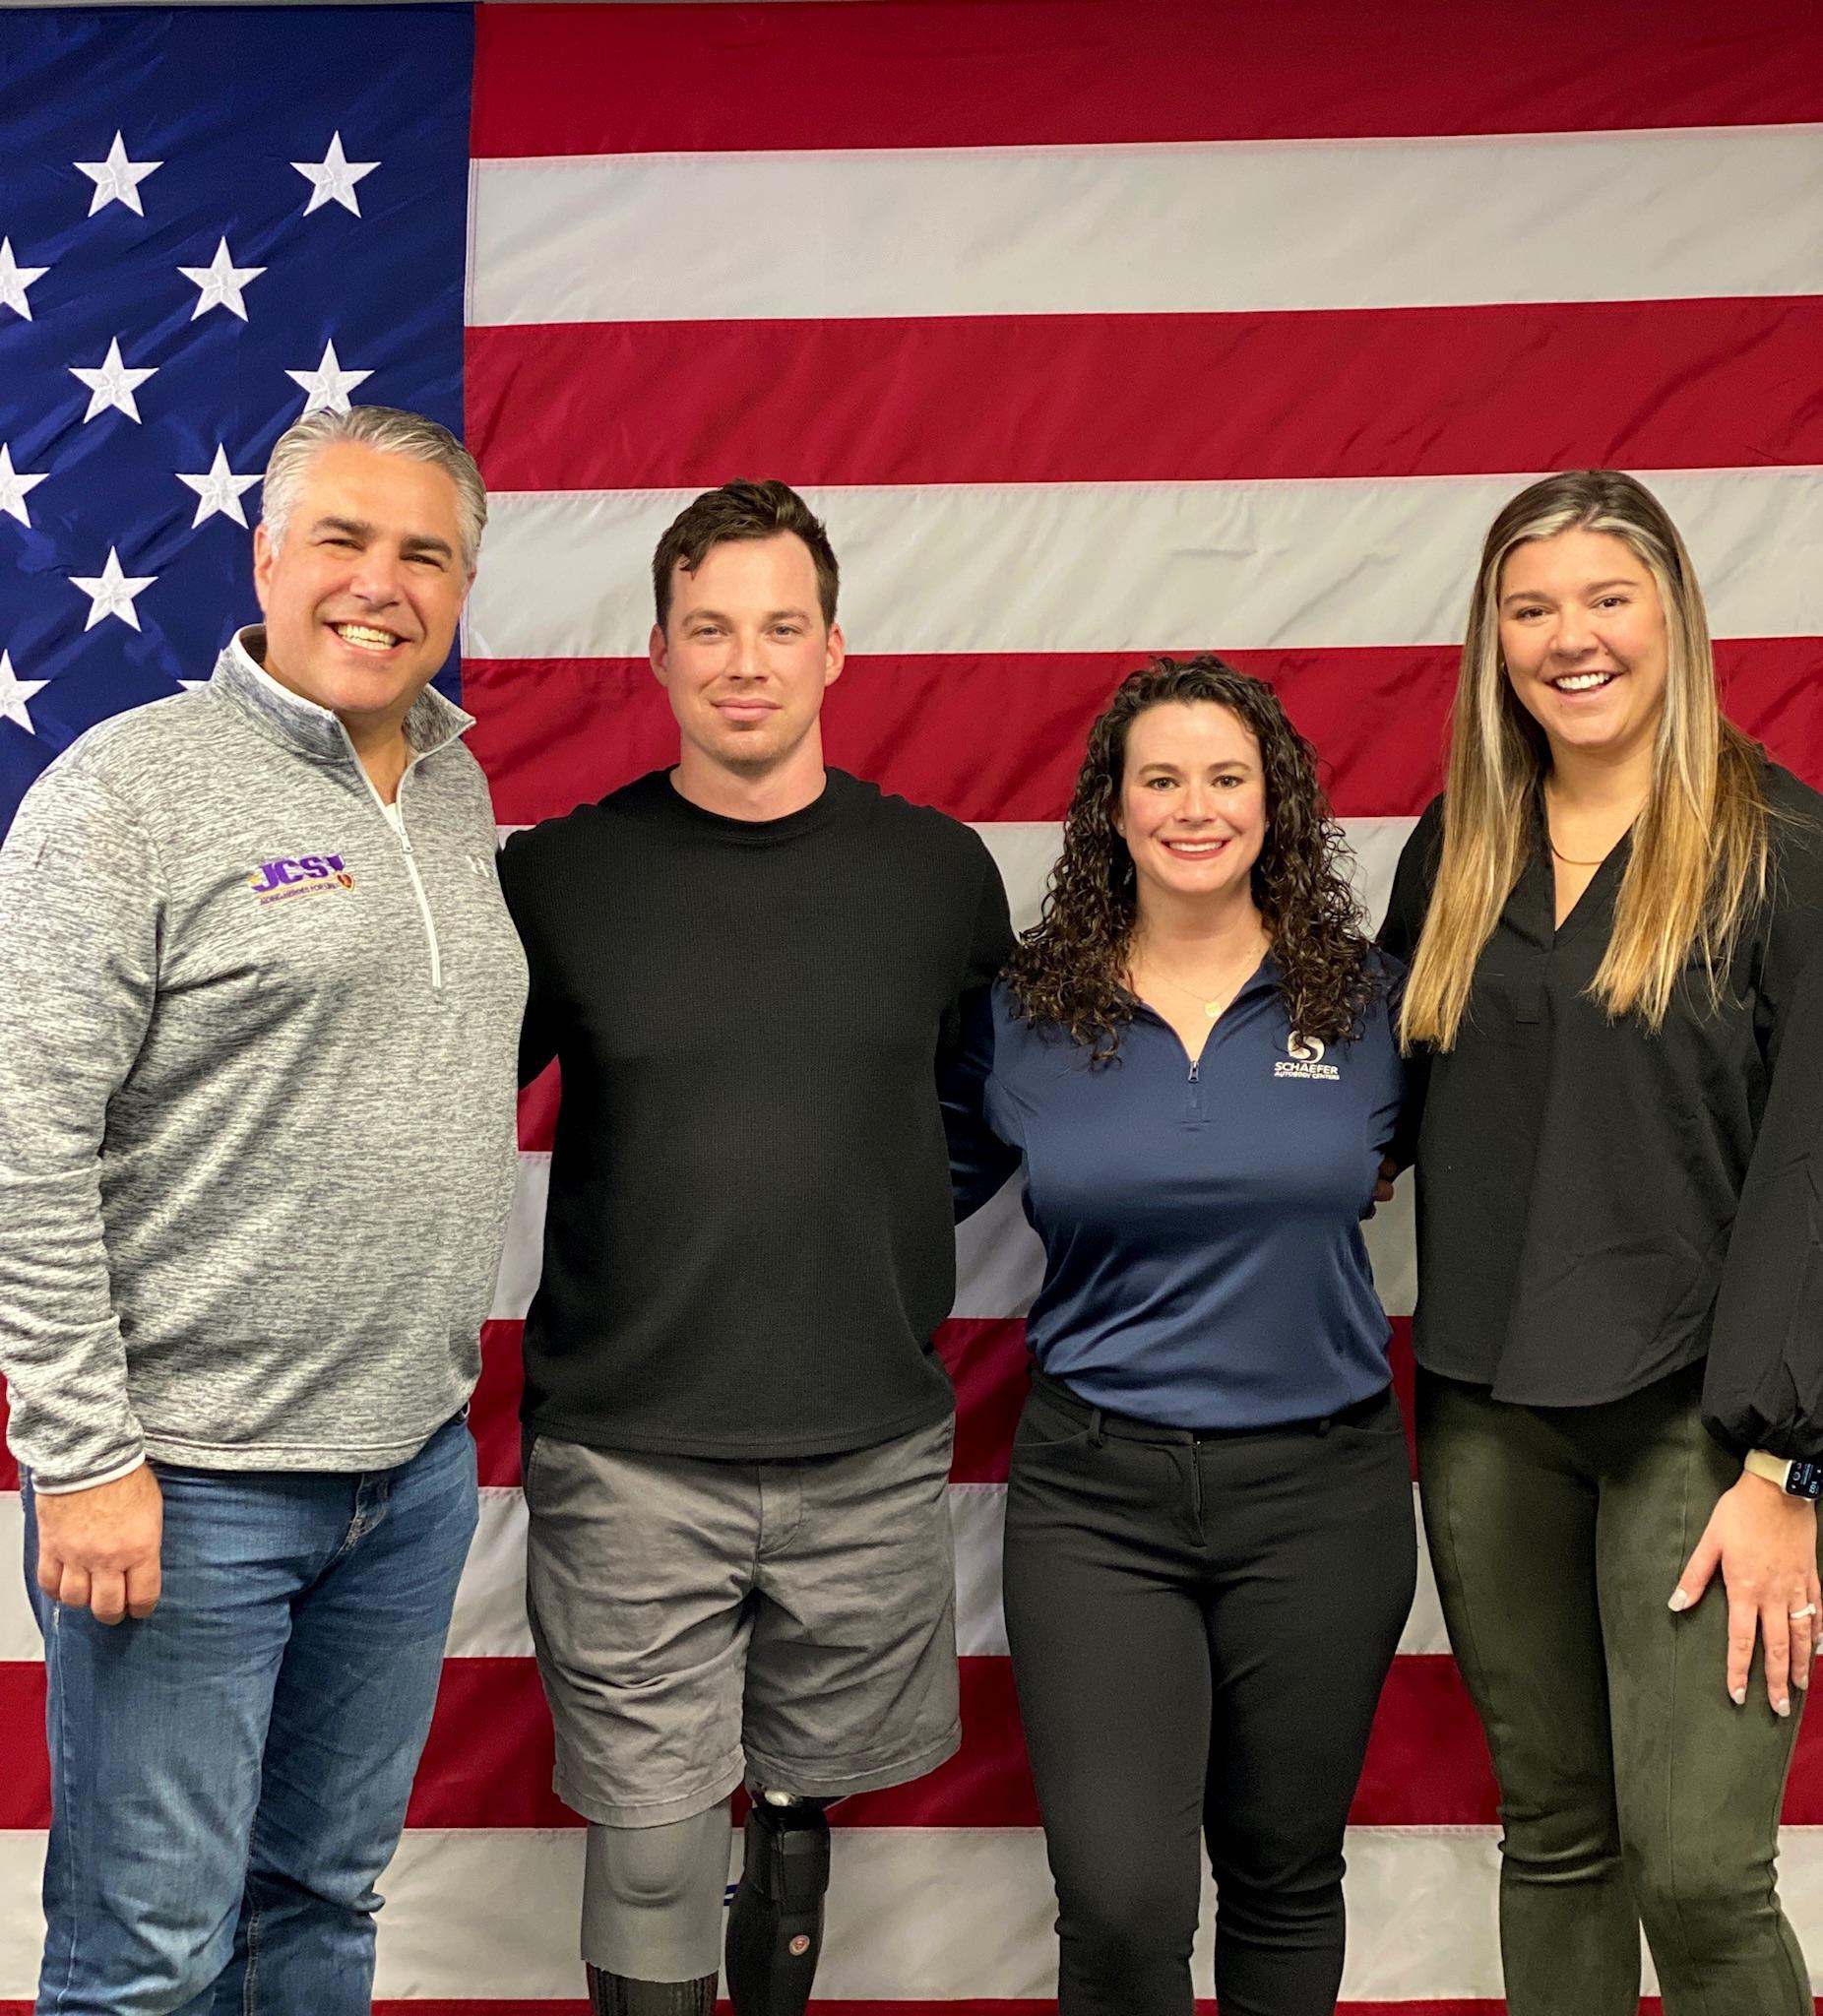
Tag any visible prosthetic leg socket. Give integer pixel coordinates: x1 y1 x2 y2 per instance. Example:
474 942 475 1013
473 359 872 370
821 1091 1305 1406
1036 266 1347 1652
581 1807 728 2016
723 1796 832 2016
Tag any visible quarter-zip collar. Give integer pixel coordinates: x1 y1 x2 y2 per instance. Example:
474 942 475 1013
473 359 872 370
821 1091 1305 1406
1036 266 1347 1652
208 626 474 770
1121 953 1281 1040
1124 955 1281 1109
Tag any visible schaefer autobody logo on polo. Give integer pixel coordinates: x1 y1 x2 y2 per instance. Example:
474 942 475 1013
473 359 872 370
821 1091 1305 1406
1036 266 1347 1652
1275 1032 1340 1082
247 853 356 906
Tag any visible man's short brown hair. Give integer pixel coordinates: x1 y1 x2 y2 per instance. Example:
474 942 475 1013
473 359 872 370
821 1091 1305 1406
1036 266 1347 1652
652 479 840 633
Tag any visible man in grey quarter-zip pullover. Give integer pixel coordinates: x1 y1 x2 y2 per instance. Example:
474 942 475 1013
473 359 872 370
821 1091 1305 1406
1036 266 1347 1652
0 407 525 2016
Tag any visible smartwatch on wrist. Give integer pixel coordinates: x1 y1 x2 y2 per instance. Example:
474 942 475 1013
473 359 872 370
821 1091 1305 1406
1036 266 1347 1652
1743 1449 1823 1501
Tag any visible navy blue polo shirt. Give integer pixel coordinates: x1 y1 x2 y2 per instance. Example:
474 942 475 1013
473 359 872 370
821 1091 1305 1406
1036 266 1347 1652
947 963 1408 1428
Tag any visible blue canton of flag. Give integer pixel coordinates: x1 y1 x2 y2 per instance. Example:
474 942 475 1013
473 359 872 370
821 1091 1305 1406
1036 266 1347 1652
0 3 474 836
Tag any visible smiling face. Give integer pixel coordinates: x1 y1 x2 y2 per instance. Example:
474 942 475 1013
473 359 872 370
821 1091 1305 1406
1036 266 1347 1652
252 441 471 732
650 532 845 780
1497 527 1669 767
1113 700 1268 915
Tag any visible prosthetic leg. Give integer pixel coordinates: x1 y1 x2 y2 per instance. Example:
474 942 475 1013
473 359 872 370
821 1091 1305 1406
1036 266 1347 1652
585 1972 715 2016
723 1790 834 2015
582 1807 729 2016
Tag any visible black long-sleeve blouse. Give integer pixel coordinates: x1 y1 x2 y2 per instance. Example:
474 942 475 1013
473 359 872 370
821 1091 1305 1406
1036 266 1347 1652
1379 761 1823 1457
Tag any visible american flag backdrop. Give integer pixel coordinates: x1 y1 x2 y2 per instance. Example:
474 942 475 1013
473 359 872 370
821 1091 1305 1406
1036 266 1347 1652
2 1 1822 2008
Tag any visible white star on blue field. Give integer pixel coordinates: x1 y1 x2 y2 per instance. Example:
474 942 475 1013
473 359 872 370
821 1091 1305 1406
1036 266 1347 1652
0 6 471 832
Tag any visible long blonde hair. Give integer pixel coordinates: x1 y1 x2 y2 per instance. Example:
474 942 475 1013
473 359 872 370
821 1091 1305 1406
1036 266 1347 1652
1402 471 1768 1050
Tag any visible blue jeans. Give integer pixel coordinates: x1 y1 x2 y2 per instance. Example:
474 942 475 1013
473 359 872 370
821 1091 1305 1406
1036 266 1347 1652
23 1413 478 2016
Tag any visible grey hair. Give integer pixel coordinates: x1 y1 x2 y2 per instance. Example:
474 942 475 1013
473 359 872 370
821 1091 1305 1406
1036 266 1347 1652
260 406 487 570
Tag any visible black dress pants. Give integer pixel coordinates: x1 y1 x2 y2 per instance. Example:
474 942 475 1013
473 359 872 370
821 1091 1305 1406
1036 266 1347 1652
1001 1371 1416 2016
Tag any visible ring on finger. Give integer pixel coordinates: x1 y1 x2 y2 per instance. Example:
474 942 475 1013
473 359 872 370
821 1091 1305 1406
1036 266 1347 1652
1792 1604 1818 1622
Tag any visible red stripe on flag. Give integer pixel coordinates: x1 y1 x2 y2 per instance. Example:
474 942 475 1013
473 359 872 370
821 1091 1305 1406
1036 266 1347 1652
948 1320 1407 1483
468 300 1823 494
0 2003 1759 2015
939 1319 1029 1485
274 1655 1490 1830
395 1656 1012 1830
390 1656 1500 1831
1 1662 45 1826
465 652 1452 830
516 1066 559 1152
406 1655 565 1828
471 0 1823 155
472 1321 529 1488
5 1645 1823 1833
467 639 1822 830
1353 1657 1495 1827
473 1324 1414 1488
472 1318 1034 1488
0 2004 1559 2015
0 2003 1774 2015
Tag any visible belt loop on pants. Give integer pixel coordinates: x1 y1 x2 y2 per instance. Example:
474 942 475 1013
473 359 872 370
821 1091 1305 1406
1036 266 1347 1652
1086 1406 1106 1448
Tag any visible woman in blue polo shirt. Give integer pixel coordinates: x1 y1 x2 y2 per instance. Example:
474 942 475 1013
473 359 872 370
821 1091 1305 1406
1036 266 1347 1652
948 656 1413 2016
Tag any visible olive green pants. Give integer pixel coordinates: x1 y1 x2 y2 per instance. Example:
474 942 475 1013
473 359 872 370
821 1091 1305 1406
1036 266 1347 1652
1417 1362 1811 2016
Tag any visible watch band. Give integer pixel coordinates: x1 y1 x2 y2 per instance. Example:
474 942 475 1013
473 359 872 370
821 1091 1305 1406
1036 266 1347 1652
1745 1449 1823 1500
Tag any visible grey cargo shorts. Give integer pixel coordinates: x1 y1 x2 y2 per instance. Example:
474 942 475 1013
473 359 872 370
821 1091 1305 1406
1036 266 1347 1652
522 1414 962 1826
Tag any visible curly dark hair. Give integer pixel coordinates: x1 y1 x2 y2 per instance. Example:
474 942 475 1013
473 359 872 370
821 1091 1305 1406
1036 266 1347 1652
1003 656 1383 1060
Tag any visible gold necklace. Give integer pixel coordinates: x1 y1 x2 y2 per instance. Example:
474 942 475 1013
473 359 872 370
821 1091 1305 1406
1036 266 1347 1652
1544 787 1643 872
1152 970 1231 1020
1134 942 1266 1020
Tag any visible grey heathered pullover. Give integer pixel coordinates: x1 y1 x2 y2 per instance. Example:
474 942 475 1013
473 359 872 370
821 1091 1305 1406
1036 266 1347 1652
0 630 526 1491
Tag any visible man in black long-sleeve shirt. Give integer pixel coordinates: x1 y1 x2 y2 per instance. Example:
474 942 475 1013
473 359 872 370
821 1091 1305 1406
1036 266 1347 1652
498 481 1012 2016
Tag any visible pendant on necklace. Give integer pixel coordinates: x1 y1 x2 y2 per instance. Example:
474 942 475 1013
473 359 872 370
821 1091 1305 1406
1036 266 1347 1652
1204 1000 1222 1019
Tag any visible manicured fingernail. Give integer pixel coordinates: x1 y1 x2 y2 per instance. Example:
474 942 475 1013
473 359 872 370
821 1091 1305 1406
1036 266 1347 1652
1732 1686 1748 1705
1777 1697 1792 1718
1667 1591 1691 1612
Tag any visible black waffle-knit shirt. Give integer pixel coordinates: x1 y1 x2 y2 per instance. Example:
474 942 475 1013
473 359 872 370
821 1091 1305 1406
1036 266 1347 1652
498 766 1015 1458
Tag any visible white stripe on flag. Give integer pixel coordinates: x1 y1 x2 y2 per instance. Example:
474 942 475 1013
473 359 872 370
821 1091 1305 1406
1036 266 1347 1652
465 471 1823 662
944 1480 1451 1662
469 127 1823 326
505 826 1412 958
493 819 1421 1327
496 1080 1416 1325
10 1821 1821 2000
0 1481 1453 1667
491 1150 548 1326
944 1164 1414 1326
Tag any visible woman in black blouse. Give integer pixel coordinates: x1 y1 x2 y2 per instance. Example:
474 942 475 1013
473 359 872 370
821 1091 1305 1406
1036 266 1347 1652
1381 469 1823 2015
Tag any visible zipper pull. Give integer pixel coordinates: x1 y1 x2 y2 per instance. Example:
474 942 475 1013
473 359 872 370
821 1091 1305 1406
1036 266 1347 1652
1188 1060 1199 1084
